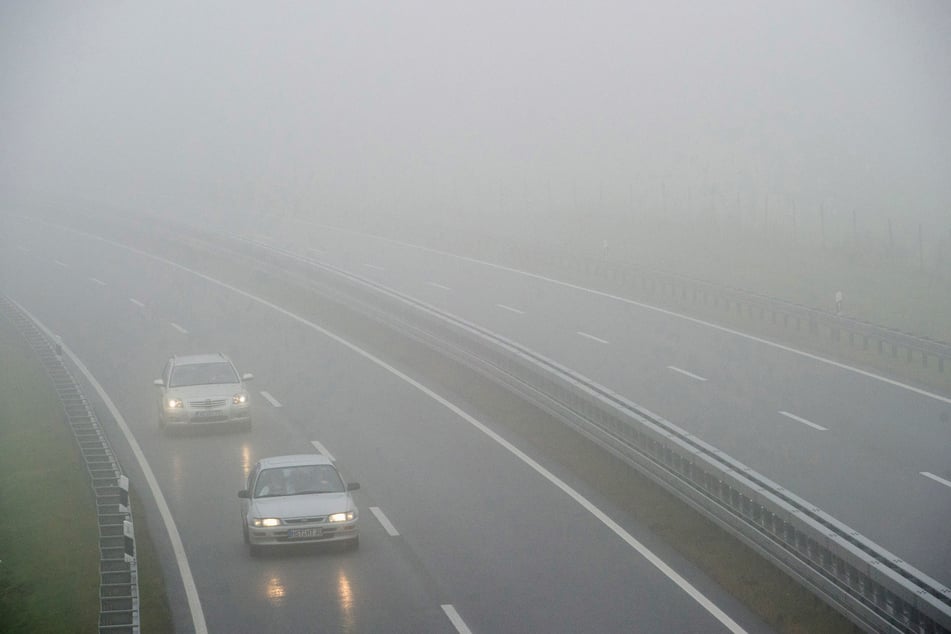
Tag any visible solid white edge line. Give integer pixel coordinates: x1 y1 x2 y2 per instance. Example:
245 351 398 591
90 277 107 286
129 298 145 308
577 331 609 344
259 390 282 407
920 472 951 490
53 259 67 267
10 298 208 634
441 604 473 634
667 366 708 382
170 322 189 334
369 506 400 536
364 263 384 271
427 282 452 291
292 220 951 406
310 440 335 462
29 218 747 633
496 303 525 315
778 410 828 431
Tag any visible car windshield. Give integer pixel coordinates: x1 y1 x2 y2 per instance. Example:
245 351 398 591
169 362 239 387
253 465 344 498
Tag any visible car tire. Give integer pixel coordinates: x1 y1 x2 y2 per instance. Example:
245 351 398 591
348 536 359 551
242 523 250 545
241 419 252 432
249 543 262 558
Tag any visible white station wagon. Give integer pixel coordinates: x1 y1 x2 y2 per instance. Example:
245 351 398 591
239 454 360 555
154 353 253 431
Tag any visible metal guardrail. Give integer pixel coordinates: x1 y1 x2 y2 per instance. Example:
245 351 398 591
221 233 951 634
0 295 139 634
472 241 951 375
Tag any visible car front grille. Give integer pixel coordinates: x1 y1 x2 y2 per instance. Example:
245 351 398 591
284 516 326 525
188 398 227 408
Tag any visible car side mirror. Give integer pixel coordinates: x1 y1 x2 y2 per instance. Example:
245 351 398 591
242 373 254 381
153 379 164 387
238 490 250 499
346 482 360 491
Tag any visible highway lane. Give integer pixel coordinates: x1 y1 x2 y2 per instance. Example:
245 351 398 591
1 214 765 632
241 219 951 586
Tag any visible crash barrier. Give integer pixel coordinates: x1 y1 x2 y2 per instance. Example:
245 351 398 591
468 240 951 377
0 295 139 634
222 233 950 634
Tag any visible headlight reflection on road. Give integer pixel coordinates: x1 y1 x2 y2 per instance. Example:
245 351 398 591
265 575 286 605
169 452 185 501
240 443 252 480
338 568 354 629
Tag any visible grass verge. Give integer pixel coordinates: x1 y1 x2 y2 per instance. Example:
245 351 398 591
0 313 173 633
0 316 99 633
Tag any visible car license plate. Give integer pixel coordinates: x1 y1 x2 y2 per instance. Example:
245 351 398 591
193 410 222 418
288 528 322 539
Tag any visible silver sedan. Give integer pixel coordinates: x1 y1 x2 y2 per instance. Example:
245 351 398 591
238 454 360 556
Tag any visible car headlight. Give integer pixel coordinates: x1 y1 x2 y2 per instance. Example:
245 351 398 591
233 393 248 405
252 517 282 527
328 511 355 523
167 398 183 409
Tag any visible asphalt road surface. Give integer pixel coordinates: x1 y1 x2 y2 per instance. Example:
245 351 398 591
1 212 775 633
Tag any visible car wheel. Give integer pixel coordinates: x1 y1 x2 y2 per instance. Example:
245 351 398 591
241 419 252 432
242 523 250 545
249 543 262 557
348 536 359 551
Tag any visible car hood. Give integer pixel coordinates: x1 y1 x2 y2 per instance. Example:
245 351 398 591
250 492 353 519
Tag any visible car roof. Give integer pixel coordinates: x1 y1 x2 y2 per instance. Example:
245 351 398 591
172 353 232 366
257 454 334 469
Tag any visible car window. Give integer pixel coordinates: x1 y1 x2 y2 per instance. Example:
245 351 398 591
253 465 344 497
169 362 239 387
291 465 344 494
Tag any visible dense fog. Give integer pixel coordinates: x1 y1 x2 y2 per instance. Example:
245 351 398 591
3 1 950 243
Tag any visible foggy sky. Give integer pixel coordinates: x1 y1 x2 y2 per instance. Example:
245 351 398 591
2 1 950 230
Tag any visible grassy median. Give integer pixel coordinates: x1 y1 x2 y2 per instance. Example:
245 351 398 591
0 314 172 633
0 316 100 632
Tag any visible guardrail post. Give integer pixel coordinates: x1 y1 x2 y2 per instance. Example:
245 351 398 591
123 519 135 564
118 475 130 515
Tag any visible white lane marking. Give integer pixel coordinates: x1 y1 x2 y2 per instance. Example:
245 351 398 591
369 507 400 536
33 219 748 633
577 331 609 344
293 221 951 406
778 410 828 431
496 303 525 315
129 298 146 308
310 440 335 462
921 472 951 490
170 322 189 334
11 299 208 634
667 366 708 382
307 246 327 255
89 277 107 286
259 391 282 407
53 259 67 267
427 281 452 291
364 263 385 271
441 605 473 634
